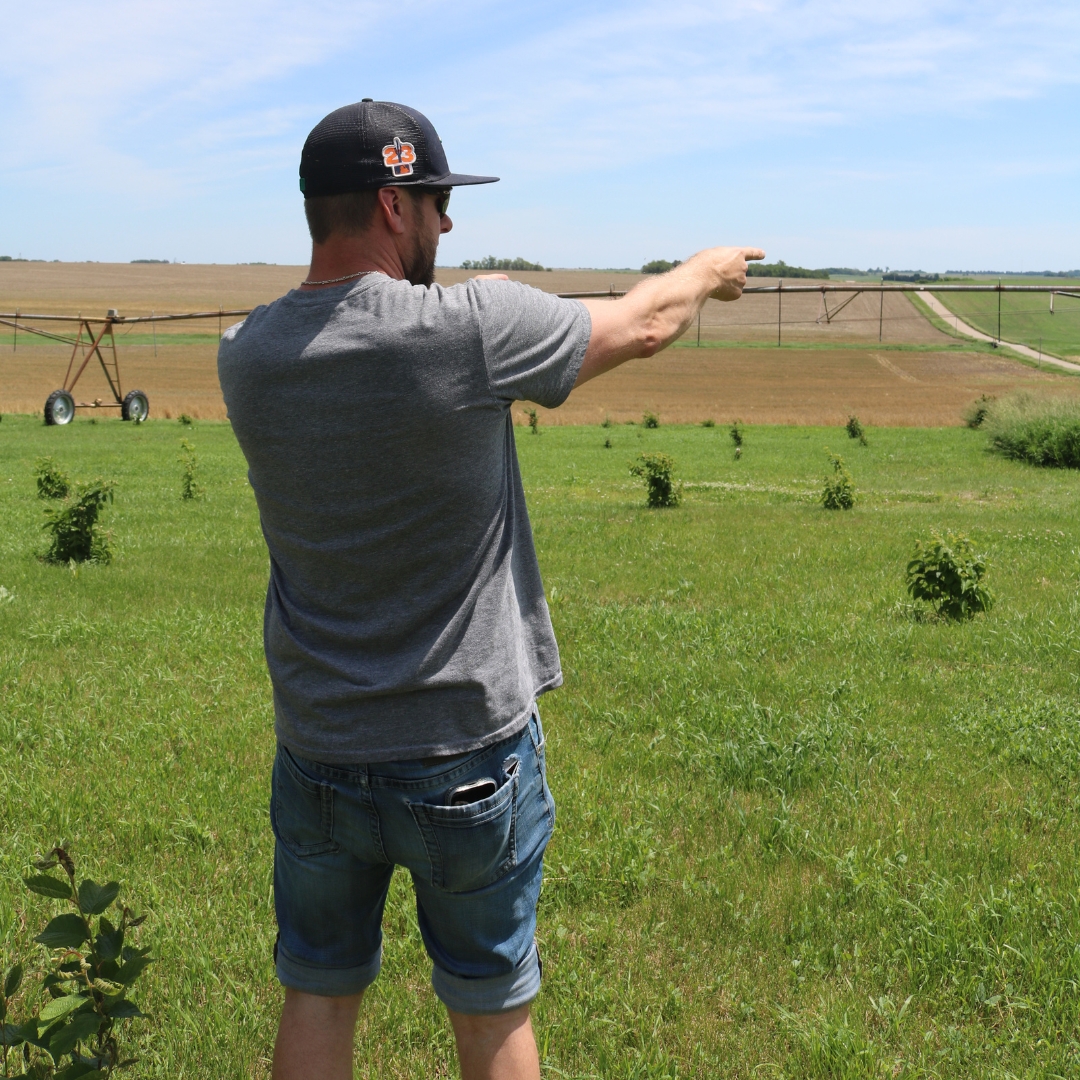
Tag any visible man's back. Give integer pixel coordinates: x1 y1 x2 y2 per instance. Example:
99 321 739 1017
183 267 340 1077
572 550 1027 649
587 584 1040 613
219 272 588 762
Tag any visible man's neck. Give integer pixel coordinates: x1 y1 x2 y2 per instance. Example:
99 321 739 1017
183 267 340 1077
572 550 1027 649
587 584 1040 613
302 234 405 290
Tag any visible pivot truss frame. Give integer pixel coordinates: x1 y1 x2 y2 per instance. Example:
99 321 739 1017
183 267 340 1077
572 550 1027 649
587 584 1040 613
0 308 249 412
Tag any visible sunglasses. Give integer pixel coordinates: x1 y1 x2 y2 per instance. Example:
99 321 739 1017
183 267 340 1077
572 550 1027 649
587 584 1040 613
429 188 451 216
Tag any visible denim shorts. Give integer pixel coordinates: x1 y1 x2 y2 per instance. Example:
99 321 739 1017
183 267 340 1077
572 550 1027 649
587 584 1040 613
270 709 555 1015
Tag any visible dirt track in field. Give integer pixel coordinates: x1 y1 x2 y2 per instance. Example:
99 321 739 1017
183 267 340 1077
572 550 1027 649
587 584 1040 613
1 263 1075 424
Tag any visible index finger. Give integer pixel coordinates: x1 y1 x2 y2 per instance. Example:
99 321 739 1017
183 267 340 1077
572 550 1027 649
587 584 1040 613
743 248 766 262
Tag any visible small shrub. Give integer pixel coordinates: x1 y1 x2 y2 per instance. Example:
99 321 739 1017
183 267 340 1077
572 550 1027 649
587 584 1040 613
2 846 152 1076
524 408 540 435
43 480 115 564
700 418 715 428
983 392 1080 467
180 439 202 500
820 452 855 510
601 416 613 429
603 437 613 449
35 458 70 500
845 414 865 441
963 394 995 429
177 413 193 426
642 412 660 429
630 453 681 508
729 421 743 448
906 531 992 620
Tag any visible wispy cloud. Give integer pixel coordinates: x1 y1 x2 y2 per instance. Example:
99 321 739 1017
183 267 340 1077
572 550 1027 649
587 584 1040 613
0 0 1077 265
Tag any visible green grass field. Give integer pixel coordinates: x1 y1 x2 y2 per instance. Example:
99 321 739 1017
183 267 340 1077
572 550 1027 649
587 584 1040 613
931 280 1080 359
3 415 1080 1078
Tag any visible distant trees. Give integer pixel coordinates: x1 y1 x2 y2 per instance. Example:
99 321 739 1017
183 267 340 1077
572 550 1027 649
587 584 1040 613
641 259 682 274
461 256 547 271
747 260 830 279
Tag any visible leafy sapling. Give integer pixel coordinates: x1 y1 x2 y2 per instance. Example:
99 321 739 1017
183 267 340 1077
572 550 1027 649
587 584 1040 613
630 452 682 508
906 531 992 620
821 451 855 510
2 846 152 1077
35 459 70 500
524 408 540 435
42 480 116 564
730 421 744 455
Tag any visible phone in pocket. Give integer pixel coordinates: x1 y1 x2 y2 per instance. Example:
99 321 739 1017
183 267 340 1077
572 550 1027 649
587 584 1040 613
447 777 498 806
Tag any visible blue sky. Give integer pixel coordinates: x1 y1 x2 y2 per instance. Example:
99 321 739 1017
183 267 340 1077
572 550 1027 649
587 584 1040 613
1 1 1078 270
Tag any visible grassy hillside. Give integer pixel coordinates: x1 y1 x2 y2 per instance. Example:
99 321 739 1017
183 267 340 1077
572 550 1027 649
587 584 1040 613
2 415 1080 1077
932 280 1080 358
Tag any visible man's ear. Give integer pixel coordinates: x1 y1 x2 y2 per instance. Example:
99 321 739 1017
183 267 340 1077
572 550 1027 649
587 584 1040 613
377 187 408 235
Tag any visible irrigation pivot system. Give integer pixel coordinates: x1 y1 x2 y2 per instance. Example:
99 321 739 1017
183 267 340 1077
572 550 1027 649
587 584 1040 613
0 307 248 424
2 284 1078 424
559 281 1080 361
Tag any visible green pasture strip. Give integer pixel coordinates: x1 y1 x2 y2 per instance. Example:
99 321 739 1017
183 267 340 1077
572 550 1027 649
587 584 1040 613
670 338 1005 355
928 287 1080 360
3 416 1080 1077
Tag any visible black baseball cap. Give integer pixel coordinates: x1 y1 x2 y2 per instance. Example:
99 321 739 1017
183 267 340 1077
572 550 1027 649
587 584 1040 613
299 100 499 196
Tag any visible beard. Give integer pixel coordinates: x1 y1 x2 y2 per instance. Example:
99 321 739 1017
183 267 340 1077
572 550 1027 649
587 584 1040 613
402 225 438 287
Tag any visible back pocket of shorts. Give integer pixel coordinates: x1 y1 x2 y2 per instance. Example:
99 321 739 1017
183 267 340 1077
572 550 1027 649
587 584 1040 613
271 747 339 858
408 767 518 893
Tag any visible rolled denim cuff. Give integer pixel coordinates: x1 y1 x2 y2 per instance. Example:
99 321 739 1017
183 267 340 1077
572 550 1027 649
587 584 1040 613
431 941 541 1015
276 939 382 997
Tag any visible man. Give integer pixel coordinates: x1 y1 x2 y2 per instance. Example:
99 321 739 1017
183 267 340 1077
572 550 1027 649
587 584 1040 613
218 99 762 1080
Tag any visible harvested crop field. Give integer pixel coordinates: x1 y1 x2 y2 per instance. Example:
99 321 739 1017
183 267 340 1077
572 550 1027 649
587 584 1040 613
1 262 1076 423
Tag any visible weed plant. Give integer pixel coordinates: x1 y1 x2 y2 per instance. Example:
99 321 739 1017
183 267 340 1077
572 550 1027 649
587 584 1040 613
963 394 995 429
42 480 115 564
906 530 992 619
700 418 715 428
983 391 1080 467
524 408 540 435
179 439 202 501
629 452 681 507
177 414 193 427
729 421 743 449
35 459 70 500
820 451 855 509
642 412 660 429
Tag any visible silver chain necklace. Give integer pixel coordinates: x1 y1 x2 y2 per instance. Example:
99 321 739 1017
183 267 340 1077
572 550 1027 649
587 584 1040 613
300 269 372 287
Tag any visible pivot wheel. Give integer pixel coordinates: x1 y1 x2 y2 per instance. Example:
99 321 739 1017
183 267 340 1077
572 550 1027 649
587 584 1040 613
121 389 149 422
44 389 76 426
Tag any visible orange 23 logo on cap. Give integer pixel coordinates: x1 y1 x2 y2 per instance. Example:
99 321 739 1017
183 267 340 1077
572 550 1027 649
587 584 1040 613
382 137 416 177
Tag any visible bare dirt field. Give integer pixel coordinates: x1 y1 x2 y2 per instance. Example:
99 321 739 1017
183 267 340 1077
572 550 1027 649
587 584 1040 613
1 262 1074 423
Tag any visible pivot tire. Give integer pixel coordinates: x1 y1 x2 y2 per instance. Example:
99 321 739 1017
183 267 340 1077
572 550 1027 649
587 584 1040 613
122 389 149 422
44 389 76 426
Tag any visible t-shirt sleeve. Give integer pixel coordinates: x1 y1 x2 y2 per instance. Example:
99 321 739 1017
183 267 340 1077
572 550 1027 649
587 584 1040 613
471 279 591 408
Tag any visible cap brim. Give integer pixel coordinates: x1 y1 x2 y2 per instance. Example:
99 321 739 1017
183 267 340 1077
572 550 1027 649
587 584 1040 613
437 172 499 187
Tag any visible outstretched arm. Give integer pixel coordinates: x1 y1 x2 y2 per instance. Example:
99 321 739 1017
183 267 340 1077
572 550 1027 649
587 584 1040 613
574 246 765 387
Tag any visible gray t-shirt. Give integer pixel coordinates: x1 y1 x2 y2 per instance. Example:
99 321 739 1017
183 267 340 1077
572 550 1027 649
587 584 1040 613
218 273 590 763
